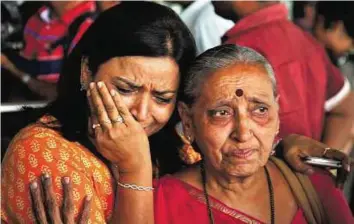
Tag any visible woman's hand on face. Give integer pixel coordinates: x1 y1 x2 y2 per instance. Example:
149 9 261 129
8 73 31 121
87 82 152 175
29 174 91 224
281 134 353 189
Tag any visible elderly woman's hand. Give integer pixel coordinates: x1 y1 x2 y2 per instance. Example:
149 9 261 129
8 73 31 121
29 174 91 224
281 134 353 189
87 82 152 175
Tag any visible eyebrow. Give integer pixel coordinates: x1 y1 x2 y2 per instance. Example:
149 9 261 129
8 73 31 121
113 76 177 95
247 96 271 105
113 76 140 88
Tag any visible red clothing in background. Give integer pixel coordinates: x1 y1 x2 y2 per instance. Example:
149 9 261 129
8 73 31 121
223 4 350 140
21 2 96 82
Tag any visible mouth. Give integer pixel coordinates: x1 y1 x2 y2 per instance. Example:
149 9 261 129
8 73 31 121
227 148 255 159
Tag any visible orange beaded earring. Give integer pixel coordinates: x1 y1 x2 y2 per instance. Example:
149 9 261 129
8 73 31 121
175 122 202 165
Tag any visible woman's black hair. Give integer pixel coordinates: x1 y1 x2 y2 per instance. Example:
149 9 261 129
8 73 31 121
30 1 196 175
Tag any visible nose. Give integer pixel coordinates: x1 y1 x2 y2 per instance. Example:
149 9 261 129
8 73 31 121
130 94 150 122
230 112 253 142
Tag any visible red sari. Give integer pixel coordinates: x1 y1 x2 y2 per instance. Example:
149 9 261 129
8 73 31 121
154 170 353 224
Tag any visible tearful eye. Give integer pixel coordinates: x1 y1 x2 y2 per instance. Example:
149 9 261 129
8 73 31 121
117 87 134 94
257 107 268 113
209 110 231 117
252 106 269 117
155 96 173 104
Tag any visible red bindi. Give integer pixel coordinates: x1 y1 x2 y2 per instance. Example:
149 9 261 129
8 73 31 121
235 89 243 97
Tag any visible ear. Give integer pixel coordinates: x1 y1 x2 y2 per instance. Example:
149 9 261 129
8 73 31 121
177 102 194 140
80 56 92 91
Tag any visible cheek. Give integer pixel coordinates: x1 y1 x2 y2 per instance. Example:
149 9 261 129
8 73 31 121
151 103 176 125
252 118 278 155
194 115 232 164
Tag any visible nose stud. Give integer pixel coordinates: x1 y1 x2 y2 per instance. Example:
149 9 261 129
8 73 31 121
235 89 243 97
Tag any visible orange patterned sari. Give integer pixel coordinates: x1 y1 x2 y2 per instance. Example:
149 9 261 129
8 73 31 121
1 116 114 223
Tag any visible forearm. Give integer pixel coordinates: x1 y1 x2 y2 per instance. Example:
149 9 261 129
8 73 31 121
322 116 354 153
110 169 154 224
4 51 62 76
322 92 354 152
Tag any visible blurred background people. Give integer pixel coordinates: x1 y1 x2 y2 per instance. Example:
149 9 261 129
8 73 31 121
179 0 234 55
292 1 317 33
1 1 97 102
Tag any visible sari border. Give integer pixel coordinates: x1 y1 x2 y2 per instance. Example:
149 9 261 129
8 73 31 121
186 185 263 224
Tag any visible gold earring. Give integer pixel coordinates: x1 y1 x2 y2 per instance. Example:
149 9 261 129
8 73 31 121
175 122 201 164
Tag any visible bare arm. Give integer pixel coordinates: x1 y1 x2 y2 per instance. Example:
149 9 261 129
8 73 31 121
1 53 57 100
110 166 154 224
88 82 155 223
322 91 354 153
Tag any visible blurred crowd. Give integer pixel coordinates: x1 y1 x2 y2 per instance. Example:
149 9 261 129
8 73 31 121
1 1 119 102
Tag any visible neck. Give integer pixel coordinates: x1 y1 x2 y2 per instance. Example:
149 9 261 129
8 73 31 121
51 1 81 18
203 162 266 201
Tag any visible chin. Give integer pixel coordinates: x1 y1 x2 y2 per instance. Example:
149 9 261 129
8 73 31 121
225 164 259 178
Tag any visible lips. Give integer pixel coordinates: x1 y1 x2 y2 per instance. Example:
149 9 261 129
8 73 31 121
228 149 255 159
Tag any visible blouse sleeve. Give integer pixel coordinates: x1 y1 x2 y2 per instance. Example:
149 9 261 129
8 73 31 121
310 169 354 224
1 126 113 223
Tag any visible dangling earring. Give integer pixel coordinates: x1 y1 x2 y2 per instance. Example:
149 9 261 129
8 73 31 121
175 122 202 164
271 130 281 155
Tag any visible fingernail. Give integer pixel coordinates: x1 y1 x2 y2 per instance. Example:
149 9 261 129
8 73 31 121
44 173 50 179
86 195 92 201
90 82 95 89
306 169 314 175
87 90 91 96
346 164 351 173
30 181 38 189
97 82 103 88
110 89 116 96
63 177 70 184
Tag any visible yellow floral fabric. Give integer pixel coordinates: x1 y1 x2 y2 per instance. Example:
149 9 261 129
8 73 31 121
1 119 114 223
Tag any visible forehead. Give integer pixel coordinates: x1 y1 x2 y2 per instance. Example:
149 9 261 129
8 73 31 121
97 56 180 87
199 63 274 101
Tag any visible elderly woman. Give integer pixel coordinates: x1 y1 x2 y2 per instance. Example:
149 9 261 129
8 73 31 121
2 2 351 224
153 45 353 223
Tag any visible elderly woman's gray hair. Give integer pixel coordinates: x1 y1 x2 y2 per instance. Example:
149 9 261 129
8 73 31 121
182 44 277 104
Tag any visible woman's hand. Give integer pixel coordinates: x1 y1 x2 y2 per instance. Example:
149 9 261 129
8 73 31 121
87 82 152 175
281 134 353 188
29 174 91 224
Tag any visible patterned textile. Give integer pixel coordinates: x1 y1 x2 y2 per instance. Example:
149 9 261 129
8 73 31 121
1 116 114 223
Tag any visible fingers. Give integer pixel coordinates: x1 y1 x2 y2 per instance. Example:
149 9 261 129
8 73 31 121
42 174 63 224
78 196 92 224
89 82 112 130
96 82 122 124
30 179 48 224
62 177 75 224
87 90 102 136
285 151 314 175
110 88 134 125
